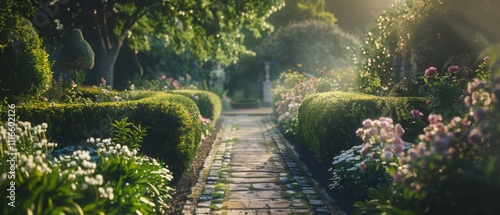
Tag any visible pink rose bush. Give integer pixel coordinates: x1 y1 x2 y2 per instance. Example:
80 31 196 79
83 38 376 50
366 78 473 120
421 58 492 119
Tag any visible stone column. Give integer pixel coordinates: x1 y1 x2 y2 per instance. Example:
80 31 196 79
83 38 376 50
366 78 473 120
263 61 272 106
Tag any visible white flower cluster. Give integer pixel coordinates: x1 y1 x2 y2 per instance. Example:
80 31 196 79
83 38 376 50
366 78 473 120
93 138 138 158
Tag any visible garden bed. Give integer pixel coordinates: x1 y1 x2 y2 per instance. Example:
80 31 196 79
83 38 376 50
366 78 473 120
168 118 224 214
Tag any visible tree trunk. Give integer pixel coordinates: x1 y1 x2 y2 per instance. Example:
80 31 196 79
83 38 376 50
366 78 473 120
88 28 123 88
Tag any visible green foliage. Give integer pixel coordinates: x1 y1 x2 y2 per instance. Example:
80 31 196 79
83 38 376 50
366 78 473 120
14 93 202 179
297 91 426 163
259 19 360 74
38 0 286 67
267 0 336 26
91 138 173 214
170 89 222 123
0 15 52 101
110 117 147 150
0 120 174 214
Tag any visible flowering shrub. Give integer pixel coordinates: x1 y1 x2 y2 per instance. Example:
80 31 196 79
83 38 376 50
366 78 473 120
0 120 174 214
421 64 477 119
354 79 500 214
330 117 412 205
275 77 316 136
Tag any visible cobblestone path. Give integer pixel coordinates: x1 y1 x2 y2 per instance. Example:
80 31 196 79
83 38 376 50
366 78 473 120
183 115 342 215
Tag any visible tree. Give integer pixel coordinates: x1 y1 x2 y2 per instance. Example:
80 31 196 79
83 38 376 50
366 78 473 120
258 19 360 74
36 0 286 87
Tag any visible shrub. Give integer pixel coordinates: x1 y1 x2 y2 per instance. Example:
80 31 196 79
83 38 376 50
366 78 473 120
0 15 52 101
297 91 426 163
170 89 222 123
14 92 202 179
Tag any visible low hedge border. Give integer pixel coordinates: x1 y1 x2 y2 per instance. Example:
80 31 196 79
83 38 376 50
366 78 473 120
170 89 222 123
297 91 427 163
15 92 202 179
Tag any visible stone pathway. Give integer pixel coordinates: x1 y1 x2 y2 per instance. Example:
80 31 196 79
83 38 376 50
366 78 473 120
183 115 343 215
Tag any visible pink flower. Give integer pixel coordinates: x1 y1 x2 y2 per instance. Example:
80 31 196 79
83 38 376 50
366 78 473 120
320 70 325 74
394 136 403 146
468 78 486 93
395 124 405 136
362 119 373 128
379 117 393 124
428 114 442 124
358 162 367 172
172 80 179 89
424 67 437 77
50 102 56 107
394 144 403 154
361 144 371 157
447 66 459 73
426 99 431 105
417 142 427 155
355 128 364 137
407 148 418 161
411 109 424 118
161 75 167 79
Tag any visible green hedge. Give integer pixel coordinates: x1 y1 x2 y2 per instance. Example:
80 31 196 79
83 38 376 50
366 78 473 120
170 89 222 123
297 91 427 163
16 92 202 179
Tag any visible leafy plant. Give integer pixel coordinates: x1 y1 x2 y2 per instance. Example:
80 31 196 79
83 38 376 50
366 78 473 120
110 117 147 150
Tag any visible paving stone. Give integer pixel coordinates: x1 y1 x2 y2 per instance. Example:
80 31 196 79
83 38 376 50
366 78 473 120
315 207 331 214
229 190 283 199
195 207 210 214
227 199 292 209
309 199 324 206
227 209 293 215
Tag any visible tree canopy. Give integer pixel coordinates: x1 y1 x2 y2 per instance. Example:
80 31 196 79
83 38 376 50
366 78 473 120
31 0 286 86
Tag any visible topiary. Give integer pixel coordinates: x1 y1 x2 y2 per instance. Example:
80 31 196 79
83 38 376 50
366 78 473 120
60 29 95 85
0 15 53 101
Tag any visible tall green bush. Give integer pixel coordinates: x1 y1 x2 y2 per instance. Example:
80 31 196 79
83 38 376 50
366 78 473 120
297 91 426 163
0 15 52 100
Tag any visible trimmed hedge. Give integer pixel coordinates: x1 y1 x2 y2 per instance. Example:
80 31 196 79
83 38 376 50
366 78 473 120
297 91 427 163
15 92 202 179
170 89 222 123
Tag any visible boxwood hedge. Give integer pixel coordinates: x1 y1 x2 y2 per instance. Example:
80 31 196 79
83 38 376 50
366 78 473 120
297 91 427 163
171 89 222 123
15 92 202 179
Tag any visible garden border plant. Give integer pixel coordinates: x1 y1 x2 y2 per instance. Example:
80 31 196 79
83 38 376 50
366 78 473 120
13 92 202 179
